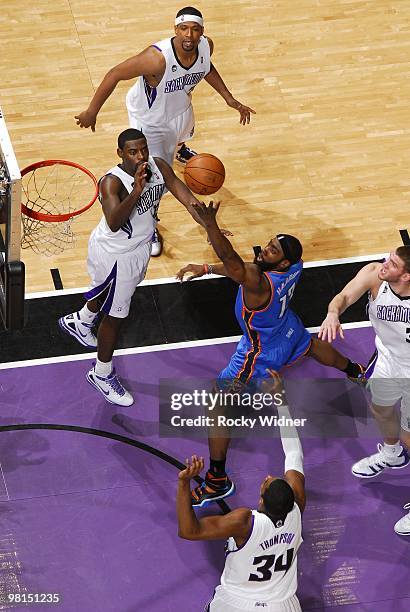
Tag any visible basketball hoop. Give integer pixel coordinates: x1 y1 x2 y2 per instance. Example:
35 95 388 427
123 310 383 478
21 159 99 256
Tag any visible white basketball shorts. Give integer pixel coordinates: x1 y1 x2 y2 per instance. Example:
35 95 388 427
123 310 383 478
127 105 195 166
205 589 302 612
366 341 410 431
85 231 151 319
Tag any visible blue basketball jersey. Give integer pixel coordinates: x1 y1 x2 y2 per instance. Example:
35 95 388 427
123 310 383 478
234 261 304 348
217 260 310 386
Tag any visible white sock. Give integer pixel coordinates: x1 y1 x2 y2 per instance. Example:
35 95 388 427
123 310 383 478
383 442 402 457
79 304 98 324
95 358 112 378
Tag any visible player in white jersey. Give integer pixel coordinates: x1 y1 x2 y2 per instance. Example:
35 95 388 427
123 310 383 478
177 373 305 611
74 6 255 255
59 128 208 407
319 245 410 535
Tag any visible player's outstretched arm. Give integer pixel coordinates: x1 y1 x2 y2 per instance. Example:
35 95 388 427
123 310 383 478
176 262 232 281
153 157 208 228
265 370 306 513
318 262 382 343
177 455 252 541
204 63 256 125
187 200 263 288
75 47 165 131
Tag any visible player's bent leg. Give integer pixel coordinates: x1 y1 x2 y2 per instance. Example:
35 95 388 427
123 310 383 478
192 376 242 507
175 105 197 163
192 403 235 507
369 402 401 443
308 337 365 380
352 376 410 477
58 310 97 348
351 404 409 478
86 314 134 407
192 433 235 507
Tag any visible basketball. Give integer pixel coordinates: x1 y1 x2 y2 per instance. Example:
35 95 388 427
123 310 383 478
184 153 225 195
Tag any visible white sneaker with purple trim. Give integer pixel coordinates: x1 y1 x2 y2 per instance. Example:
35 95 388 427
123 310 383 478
86 366 134 407
351 443 410 478
59 312 97 348
394 503 410 536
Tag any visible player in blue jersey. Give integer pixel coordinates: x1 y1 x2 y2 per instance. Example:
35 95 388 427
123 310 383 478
177 201 364 506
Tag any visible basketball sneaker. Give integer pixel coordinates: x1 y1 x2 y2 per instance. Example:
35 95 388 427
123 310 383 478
191 471 235 507
151 229 163 257
175 143 197 163
351 443 410 478
59 312 97 348
394 503 410 536
86 365 134 406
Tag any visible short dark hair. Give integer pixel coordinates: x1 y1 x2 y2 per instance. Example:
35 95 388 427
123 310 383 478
262 478 295 522
176 6 203 18
276 234 303 265
396 245 410 274
118 128 146 150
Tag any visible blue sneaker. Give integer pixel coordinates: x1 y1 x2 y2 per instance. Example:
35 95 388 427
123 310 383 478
191 471 235 507
352 443 410 478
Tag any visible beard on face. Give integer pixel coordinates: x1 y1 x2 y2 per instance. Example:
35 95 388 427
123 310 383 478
253 254 277 272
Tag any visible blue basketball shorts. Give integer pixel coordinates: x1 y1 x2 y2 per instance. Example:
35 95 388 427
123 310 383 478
217 319 312 388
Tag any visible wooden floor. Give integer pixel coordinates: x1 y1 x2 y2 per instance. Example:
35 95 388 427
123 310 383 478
2 0 410 292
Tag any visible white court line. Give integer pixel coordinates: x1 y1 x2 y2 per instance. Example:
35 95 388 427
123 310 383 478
25 252 387 299
0 320 373 371
0 462 10 501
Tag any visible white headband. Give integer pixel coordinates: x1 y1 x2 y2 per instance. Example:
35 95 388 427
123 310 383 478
175 14 204 27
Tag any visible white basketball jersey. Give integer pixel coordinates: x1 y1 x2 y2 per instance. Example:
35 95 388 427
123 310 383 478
93 157 165 254
220 506 302 603
126 36 211 125
368 281 410 366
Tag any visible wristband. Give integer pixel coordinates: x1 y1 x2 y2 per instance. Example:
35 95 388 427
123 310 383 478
202 264 214 275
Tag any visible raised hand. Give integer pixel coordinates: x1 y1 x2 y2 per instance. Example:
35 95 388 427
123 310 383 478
178 455 204 481
192 200 220 226
132 162 148 194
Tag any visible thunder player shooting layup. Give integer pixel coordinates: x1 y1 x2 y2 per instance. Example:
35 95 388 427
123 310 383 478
75 6 255 255
319 246 410 536
177 375 305 612
177 202 364 507
59 128 207 407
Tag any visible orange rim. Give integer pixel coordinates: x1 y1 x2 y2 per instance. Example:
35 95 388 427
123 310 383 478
21 159 98 222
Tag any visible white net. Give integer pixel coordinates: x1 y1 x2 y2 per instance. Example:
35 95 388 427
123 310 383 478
21 161 97 256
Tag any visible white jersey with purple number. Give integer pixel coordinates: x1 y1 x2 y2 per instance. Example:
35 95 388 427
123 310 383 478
368 281 410 366
93 156 165 254
126 36 211 125
219 506 302 603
